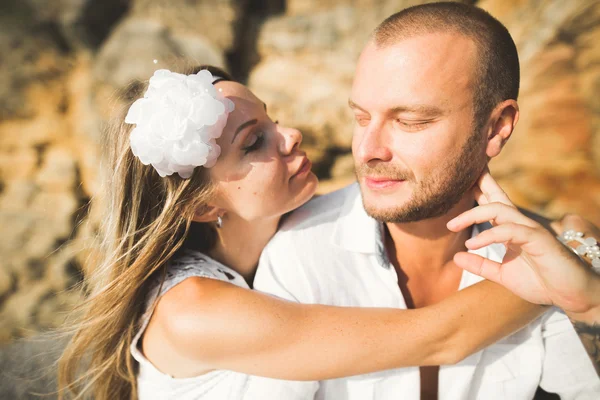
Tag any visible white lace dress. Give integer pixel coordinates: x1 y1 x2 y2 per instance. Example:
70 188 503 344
130 250 254 400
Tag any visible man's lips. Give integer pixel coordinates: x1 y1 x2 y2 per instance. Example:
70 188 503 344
364 176 406 189
291 157 312 179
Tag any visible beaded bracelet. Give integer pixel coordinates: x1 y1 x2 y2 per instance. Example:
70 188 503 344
558 230 600 273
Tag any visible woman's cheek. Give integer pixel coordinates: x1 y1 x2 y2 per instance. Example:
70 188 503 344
245 165 280 198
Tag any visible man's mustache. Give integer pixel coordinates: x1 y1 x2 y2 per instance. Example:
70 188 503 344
355 163 414 181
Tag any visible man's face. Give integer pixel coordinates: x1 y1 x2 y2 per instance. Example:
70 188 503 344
350 32 488 223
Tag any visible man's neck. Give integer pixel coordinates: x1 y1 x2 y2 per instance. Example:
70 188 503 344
386 194 475 278
208 215 280 287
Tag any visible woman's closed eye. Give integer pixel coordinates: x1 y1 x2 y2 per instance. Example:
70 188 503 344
243 132 265 154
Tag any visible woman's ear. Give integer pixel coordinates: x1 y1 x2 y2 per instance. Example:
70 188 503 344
486 100 519 158
192 205 224 224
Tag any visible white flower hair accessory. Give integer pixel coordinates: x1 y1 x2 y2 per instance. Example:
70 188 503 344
124 69 235 178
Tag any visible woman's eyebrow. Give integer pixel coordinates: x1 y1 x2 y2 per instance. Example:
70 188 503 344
232 119 258 144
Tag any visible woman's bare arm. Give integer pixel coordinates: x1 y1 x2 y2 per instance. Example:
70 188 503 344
142 276 542 380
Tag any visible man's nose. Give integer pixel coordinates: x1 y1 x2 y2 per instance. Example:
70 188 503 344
354 122 393 165
279 125 303 155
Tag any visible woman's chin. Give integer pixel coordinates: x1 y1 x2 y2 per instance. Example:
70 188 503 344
293 172 319 209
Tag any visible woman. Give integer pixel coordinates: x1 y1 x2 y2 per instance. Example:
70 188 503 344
58 65 597 399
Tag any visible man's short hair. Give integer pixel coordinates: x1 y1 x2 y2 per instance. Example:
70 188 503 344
373 2 519 130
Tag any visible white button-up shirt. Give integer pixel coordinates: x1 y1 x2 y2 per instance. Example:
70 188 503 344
249 183 600 400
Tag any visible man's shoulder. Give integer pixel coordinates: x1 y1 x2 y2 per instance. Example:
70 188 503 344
278 183 359 233
260 183 359 267
256 183 361 300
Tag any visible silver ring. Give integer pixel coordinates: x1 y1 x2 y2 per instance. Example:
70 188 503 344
558 230 600 273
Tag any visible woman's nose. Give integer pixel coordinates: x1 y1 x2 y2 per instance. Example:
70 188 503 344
279 125 303 155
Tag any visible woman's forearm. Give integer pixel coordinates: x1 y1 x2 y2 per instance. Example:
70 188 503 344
564 277 600 375
155 277 544 380
433 280 546 362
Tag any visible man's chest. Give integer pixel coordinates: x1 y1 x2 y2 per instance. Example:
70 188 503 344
307 252 545 400
392 261 464 309
316 328 544 400
308 250 468 309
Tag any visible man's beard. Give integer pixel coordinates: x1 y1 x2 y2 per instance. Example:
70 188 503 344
356 130 486 223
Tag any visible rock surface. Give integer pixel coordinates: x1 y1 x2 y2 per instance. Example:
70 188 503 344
0 0 599 343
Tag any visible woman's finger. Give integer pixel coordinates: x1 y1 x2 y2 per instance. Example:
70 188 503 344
473 186 488 206
447 202 539 232
477 171 514 207
464 223 542 251
453 252 503 284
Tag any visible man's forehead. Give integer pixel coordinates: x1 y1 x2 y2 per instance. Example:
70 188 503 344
357 33 476 76
352 33 477 106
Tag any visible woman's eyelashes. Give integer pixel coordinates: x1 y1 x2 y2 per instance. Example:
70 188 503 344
243 131 265 154
241 120 278 155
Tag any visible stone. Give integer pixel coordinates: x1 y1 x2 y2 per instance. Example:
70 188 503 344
0 282 51 339
20 0 130 50
130 0 242 51
0 149 38 181
316 176 357 195
0 267 12 298
26 192 79 256
330 153 356 180
0 15 71 120
35 147 77 191
94 18 226 90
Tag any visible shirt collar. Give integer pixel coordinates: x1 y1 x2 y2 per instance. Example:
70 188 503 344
330 185 508 275
330 183 381 254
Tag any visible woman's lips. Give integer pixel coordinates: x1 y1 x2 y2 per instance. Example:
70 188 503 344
364 177 406 190
291 157 312 179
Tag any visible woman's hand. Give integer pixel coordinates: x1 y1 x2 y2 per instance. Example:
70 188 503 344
551 213 600 248
447 171 600 314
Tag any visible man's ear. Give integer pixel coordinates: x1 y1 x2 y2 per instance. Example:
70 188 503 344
192 205 224 224
486 100 519 158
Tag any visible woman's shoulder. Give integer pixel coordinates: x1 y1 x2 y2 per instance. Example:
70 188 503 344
141 251 251 359
139 266 250 376
159 249 248 295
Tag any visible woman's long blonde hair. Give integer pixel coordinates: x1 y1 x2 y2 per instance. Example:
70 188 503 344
58 65 232 399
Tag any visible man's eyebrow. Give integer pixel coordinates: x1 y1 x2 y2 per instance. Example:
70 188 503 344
389 104 443 116
232 119 258 144
348 99 368 113
348 99 442 117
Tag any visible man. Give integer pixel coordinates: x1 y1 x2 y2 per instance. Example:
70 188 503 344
253 3 600 399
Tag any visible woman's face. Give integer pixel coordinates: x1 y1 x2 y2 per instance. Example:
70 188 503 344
207 81 318 222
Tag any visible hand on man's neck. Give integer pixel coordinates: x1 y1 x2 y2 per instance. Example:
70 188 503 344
385 192 476 308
